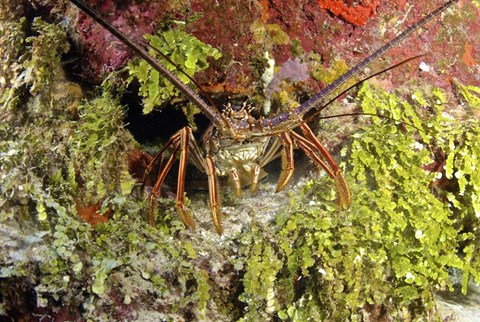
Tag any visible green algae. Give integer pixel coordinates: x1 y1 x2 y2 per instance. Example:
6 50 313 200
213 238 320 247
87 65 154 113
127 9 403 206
237 83 480 321
127 28 221 116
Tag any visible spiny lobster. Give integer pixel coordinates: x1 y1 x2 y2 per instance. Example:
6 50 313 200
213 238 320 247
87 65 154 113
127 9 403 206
68 0 459 234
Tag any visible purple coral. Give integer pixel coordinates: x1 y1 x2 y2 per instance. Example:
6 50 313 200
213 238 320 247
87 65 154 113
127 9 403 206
266 58 309 98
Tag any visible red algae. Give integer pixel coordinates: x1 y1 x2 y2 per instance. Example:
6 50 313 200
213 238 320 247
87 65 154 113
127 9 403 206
76 201 111 225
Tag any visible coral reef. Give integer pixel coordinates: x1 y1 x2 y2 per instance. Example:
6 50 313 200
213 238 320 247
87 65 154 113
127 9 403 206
1 0 479 321
69 0 479 116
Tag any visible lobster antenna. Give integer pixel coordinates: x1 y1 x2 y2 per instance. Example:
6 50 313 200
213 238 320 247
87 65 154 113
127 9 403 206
311 57 430 136
68 0 228 130
305 54 432 137
263 0 458 130
303 54 425 122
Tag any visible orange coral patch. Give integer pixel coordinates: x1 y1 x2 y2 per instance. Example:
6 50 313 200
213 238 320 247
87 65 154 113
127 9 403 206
461 42 478 67
317 0 380 26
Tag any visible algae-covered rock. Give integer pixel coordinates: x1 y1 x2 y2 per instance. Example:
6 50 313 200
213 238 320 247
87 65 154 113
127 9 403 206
1 1 479 321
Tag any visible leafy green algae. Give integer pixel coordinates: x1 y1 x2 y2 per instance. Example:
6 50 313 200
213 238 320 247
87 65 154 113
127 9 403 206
127 28 221 115
1 12 480 322
238 83 480 321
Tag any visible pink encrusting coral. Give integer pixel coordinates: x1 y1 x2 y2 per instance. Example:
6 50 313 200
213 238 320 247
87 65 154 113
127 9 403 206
75 0 170 79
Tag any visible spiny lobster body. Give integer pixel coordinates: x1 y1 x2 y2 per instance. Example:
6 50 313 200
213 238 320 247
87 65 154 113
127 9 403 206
68 0 459 234
206 130 272 192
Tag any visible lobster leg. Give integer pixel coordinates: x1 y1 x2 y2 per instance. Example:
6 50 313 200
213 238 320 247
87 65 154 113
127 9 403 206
250 164 261 194
148 141 181 226
205 156 223 234
228 168 242 198
276 132 295 192
174 127 197 230
291 123 351 209
288 131 334 177
143 132 181 188
253 137 282 193
147 127 197 230
188 130 224 234
148 126 224 233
